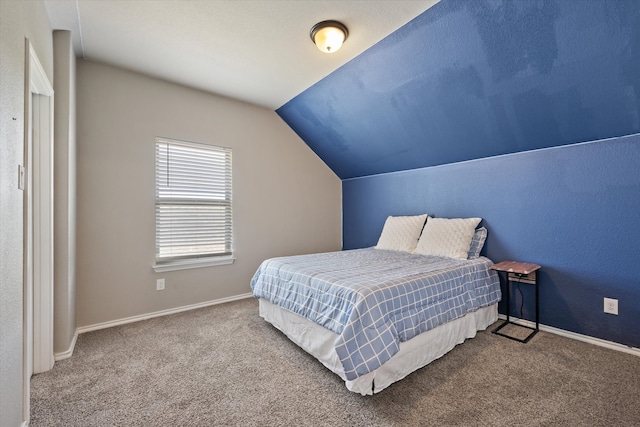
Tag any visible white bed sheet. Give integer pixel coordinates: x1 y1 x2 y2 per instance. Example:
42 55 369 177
259 298 498 395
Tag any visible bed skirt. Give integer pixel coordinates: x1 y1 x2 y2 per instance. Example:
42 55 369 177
258 298 498 395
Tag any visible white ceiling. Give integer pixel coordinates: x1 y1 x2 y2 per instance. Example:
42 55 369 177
44 0 438 109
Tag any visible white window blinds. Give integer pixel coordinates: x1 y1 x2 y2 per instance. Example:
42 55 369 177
155 137 232 263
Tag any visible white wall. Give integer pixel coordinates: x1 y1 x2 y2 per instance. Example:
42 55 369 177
75 60 342 327
0 1 53 426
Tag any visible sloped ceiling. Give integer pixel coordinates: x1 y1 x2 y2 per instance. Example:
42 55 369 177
43 0 438 109
278 0 640 179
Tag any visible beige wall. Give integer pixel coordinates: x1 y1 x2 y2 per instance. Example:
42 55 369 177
76 60 342 327
53 30 77 355
0 1 53 426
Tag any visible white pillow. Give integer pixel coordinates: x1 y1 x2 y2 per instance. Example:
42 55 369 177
414 217 482 259
375 214 428 252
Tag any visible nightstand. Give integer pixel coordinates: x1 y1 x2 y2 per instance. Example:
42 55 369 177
490 260 541 343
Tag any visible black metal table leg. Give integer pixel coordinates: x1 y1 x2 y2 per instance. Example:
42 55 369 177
492 268 539 343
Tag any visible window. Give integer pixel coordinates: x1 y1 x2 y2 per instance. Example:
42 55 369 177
154 137 233 271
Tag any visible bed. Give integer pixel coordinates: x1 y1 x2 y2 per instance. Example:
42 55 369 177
250 215 501 394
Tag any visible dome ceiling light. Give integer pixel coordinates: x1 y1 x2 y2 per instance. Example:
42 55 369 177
310 20 349 54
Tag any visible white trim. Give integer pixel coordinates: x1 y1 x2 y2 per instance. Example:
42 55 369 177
497 315 640 357
23 39 55 427
153 255 235 273
77 293 253 334
54 331 79 361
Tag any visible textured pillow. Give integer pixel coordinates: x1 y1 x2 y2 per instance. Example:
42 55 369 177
467 226 488 259
375 214 428 252
414 217 482 259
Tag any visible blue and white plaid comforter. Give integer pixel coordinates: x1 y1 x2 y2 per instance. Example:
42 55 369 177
250 248 501 381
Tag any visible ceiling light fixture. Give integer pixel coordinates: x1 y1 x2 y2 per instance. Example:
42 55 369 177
310 20 349 54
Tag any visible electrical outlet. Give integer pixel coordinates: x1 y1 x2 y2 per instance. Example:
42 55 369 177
156 278 165 291
604 297 618 315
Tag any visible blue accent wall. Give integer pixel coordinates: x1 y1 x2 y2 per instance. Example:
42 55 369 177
278 0 640 180
343 134 640 348
277 0 640 347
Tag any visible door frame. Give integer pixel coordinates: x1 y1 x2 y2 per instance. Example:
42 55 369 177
23 38 55 423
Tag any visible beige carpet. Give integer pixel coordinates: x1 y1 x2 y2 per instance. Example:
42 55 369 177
31 298 640 426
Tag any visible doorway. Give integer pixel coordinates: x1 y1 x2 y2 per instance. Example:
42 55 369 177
23 39 55 423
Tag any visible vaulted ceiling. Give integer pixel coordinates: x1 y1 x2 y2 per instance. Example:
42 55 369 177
43 0 438 109
278 0 640 179
44 0 640 180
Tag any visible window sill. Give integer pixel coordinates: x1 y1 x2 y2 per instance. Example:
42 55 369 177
153 256 235 273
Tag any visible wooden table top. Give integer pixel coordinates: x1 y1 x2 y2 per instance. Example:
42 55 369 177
490 260 541 275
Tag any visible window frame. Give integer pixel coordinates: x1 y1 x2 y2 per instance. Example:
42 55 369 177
153 137 234 272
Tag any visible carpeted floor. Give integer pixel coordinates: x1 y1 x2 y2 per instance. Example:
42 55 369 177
31 298 640 426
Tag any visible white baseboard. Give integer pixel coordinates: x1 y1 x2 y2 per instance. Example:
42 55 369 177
54 331 79 361
497 314 640 357
58 299 639 363
76 293 254 335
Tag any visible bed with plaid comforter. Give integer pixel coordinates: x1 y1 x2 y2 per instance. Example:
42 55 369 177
250 248 500 381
